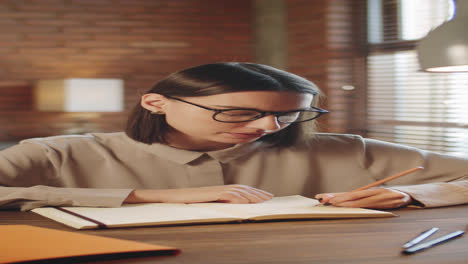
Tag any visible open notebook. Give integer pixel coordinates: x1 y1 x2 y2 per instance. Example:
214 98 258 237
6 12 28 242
0 225 179 264
31 195 396 230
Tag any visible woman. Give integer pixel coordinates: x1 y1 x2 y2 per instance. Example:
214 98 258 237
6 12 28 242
1 62 467 211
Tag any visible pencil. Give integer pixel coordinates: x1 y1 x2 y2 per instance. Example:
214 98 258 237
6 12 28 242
352 166 424 192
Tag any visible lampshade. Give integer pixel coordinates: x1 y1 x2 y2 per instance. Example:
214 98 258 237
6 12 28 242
417 0 468 72
35 78 124 112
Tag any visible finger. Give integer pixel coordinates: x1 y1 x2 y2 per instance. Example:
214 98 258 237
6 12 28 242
326 190 382 207
217 186 266 204
331 189 412 209
228 185 273 203
387 189 411 205
231 186 272 203
328 189 381 204
243 187 274 202
314 193 342 204
333 197 406 209
217 191 251 204
254 189 274 199
234 185 274 198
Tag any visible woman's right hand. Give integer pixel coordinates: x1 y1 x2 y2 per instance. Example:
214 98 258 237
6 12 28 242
124 184 273 204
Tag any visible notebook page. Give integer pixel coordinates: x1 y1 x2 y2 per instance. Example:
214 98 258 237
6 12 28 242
189 195 321 218
62 203 242 227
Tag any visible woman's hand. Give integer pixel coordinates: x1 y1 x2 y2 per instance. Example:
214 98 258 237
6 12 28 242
314 188 412 209
124 184 273 204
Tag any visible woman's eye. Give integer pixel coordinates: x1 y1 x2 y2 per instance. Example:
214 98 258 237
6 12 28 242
285 112 300 117
221 111 258 117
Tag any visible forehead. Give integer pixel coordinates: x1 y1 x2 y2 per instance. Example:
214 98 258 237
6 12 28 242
182 91 314 110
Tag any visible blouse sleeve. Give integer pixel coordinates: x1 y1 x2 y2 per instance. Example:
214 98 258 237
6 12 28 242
0 142 133 211
361 138 468 208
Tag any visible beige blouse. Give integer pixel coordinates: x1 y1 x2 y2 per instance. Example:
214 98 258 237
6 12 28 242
0 132 467 211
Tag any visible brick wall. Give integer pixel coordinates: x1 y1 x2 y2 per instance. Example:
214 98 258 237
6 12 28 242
288 0 366 134
0 0 253 141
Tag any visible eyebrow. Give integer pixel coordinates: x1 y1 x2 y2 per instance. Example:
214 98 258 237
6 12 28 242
210 104 307 112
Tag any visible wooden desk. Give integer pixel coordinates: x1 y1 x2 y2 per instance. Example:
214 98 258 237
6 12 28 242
1 205 467 264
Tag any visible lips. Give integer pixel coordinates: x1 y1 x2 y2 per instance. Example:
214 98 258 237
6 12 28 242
227 132 266 139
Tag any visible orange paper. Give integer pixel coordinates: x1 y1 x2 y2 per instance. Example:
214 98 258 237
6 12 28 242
0 225 179 263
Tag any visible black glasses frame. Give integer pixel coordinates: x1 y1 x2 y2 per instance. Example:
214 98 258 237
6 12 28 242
165 95 329 123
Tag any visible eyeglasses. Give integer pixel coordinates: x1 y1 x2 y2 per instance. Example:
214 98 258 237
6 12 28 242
165 95 328 123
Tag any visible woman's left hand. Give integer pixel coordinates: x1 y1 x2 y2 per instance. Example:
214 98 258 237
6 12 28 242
314 188 412 209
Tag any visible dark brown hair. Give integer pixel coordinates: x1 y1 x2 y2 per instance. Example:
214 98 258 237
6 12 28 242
126 62 321 146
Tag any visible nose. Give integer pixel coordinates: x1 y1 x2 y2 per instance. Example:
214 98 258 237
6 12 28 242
246 115 282 131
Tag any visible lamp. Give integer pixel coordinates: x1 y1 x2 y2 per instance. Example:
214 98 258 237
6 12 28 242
35 78 124 112
416 0 468 72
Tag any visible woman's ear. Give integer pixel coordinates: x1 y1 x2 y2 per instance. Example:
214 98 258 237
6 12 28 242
140 93 168 114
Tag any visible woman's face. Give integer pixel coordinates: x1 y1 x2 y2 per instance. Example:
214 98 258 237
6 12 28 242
146 91 314 151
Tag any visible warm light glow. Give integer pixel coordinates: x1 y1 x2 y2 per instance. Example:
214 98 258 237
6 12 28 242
416 0 468 72
425 65 468 72
35 78 124 112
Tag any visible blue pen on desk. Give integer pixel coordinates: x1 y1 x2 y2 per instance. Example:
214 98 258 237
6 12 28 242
402 230 465 254
402 227 439 249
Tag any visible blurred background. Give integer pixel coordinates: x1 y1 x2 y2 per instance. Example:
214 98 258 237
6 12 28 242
0 0 467 156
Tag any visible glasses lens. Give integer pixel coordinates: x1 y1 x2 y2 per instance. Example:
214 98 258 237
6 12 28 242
277 110 320 123
214 110 263 122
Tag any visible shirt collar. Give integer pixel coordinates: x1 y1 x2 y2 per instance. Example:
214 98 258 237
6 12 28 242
206 141 265 163
126 135 265 164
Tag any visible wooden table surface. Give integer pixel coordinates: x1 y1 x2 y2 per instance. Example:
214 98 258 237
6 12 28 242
1 205 467 264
